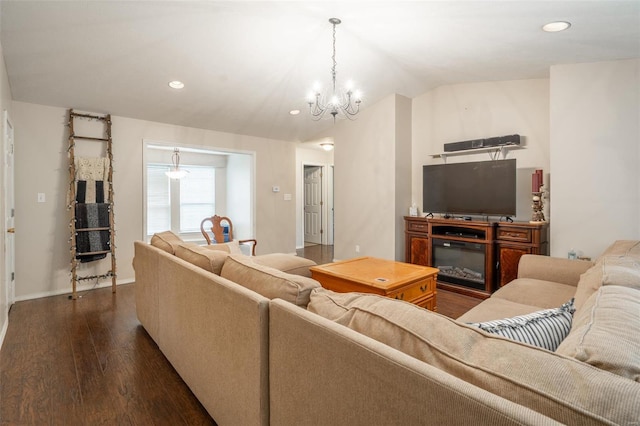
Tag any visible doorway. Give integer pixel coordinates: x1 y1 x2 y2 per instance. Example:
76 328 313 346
4 111 15 312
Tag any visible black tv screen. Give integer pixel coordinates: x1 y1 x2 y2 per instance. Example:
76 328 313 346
423 159 516 216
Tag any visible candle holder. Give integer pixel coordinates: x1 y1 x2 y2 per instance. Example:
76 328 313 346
530 185 546 223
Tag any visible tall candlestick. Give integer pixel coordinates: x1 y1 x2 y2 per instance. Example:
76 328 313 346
537 169 543 188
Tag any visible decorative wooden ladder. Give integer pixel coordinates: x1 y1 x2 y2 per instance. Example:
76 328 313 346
67 109 116 300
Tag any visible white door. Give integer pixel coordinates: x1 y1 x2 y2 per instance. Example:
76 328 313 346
4 111 14 309
304 166 322 244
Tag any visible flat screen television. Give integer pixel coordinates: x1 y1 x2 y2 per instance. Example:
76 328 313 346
423 159 516 217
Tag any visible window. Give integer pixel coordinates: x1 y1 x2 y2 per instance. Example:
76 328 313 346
146 164 216 236
180 166 216 232
143 141 254 243
147 165 171 234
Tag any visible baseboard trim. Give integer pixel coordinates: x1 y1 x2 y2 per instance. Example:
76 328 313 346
0 311 8 350
14 278 135 302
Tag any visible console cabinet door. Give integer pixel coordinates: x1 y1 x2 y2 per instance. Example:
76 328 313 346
408 235 430 266
497 244 531 287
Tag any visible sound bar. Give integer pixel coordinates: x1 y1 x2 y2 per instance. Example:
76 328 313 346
443 134 520 153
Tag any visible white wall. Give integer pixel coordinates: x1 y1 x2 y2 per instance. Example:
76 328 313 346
313 94 411 261
0 39 13 346
295 146 333 249
226 152 253 240
550 59 640 258
12 102 298 300
394 96 412 260
411 79 551 223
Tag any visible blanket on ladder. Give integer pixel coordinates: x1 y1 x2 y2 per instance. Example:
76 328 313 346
75 203 110 263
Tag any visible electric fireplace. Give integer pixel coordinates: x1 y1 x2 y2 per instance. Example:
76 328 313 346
432 238 487 291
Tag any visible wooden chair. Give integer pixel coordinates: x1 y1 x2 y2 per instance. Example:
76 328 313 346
200 215 257 255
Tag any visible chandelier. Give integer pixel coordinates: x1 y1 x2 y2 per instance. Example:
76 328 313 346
165 148 189 180
307 18 362 121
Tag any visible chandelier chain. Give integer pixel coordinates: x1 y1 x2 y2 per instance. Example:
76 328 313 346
331 22 337 94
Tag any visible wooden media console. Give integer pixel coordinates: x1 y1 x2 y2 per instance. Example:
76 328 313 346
405 217 548 298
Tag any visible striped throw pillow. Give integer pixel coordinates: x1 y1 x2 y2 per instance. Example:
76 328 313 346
468 299 575 351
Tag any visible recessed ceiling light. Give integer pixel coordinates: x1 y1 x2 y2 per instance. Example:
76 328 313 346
168 80 185 89
289 109 301 116
542 21 571 32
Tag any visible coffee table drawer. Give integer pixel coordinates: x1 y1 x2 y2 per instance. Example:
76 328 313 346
390 277 435 303
414 294 437 311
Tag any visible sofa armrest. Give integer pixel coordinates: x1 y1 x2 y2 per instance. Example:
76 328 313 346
517 255 594 286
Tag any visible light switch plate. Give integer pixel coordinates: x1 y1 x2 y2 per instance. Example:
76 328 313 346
37 193 46 203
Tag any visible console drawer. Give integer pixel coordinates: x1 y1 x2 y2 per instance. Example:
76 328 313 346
497 227 532 243
407 221 429 233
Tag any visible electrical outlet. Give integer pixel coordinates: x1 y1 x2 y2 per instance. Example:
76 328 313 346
355 245 360 253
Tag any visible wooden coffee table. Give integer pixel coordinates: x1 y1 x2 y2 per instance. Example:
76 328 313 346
310 257 439 311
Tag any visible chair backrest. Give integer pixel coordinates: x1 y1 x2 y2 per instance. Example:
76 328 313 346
200 215 234 245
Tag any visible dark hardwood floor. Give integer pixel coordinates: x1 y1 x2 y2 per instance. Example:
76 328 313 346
296 243 334 265
1 247 479 425
436 288 482 318
0 284 216 425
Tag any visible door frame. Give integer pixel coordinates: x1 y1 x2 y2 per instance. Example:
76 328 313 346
4 110 15 312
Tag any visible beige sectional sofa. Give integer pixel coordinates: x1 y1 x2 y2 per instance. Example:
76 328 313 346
133 233 319 426
134 235 640 425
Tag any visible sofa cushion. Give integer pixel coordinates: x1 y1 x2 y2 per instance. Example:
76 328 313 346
252 253 316 277
456 297 546 323
517 254 593 286
467 299 574 351
201 240 243 255
175 243 229 275
307 288 640 425
573 263 604 311
556 285 640 382
150 230 184 254
597 240 640 260
221 255 320 307
492 278 577 309
574 249 640 310
600 256 640 289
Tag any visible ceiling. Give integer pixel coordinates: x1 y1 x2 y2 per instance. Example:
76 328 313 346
1 1 639 143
